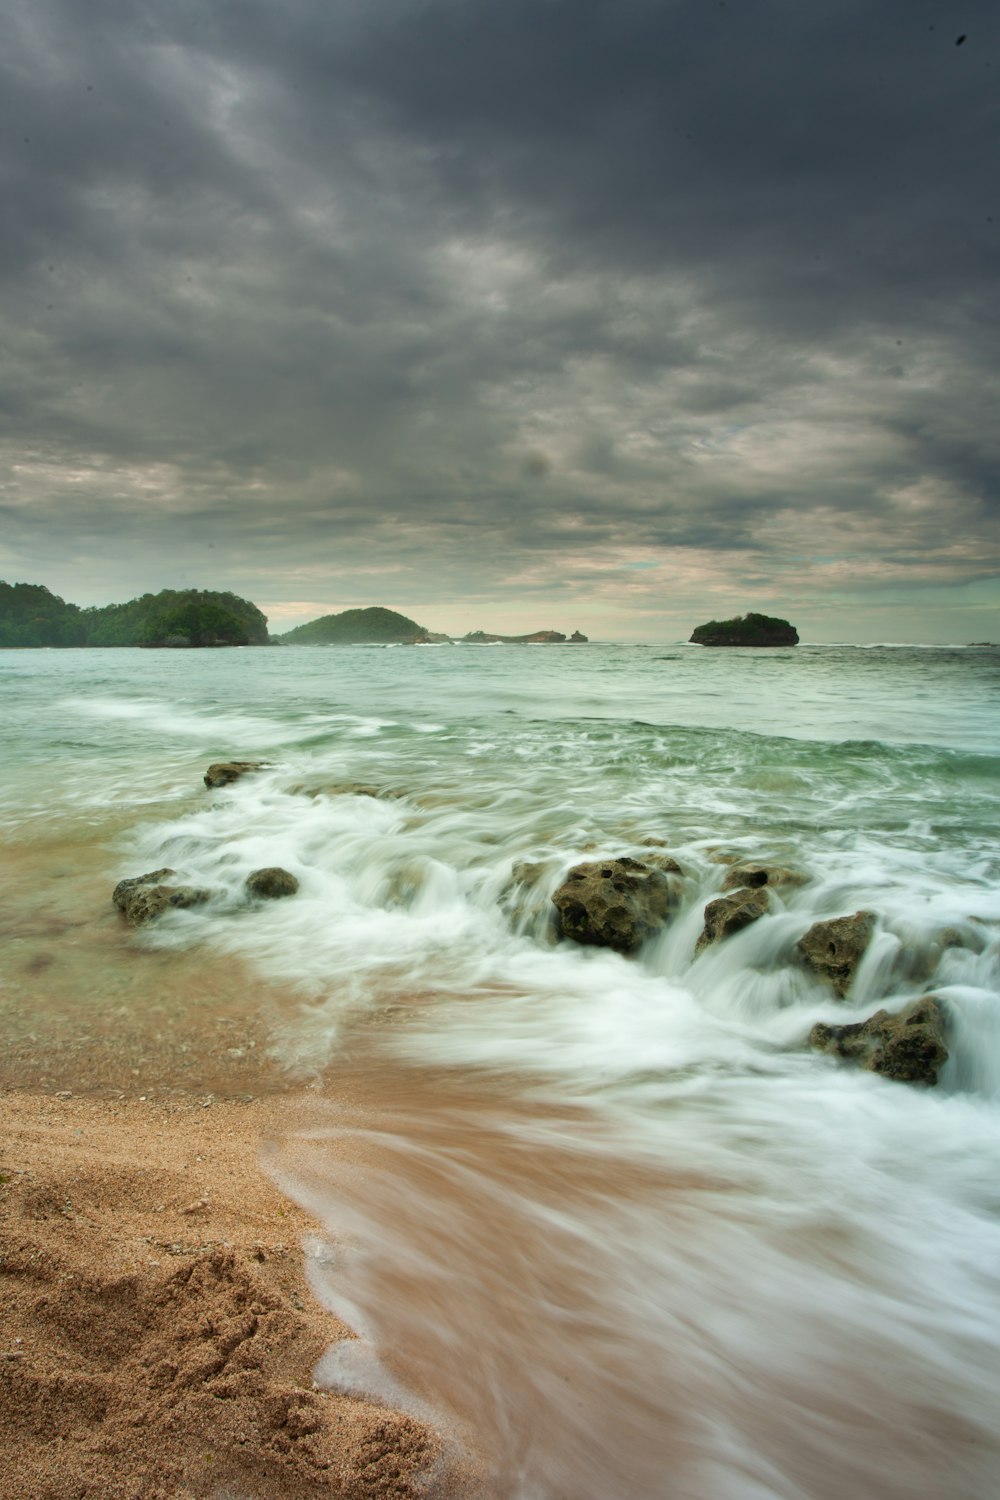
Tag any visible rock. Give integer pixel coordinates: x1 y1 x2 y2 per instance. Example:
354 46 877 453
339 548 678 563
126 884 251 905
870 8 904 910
809 997 948 1085
112 869 176 910
204 761 266 788
721 862 808 892
643 852 685 876
569 630 588 642
695 886 770 954
245 867 299 899
705 848 742 865
113 870 211 926
796 910 877 997
552 856 681 952
689 612 798 647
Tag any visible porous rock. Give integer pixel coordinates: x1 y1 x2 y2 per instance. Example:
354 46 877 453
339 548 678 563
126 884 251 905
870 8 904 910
113 869 176 910
721 862 808 892
204 761 266 789
552 856 680 953
796 910 876 997
113 869 211 926
245 867 299 900
809 997 948 1085
695 885 770 955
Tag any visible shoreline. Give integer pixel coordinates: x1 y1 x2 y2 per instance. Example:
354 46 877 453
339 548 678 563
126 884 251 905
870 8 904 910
0 1087 484 1500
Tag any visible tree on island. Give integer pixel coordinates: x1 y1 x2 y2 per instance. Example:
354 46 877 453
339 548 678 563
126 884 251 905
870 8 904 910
280 606 428 645
0 582 86 647
689 612 799 647
0 582 268 647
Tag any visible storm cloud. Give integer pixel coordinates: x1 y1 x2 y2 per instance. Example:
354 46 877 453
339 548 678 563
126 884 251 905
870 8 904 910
2 0 997 639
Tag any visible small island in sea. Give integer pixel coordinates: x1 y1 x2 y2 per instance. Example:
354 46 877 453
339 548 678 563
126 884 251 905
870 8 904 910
279 605 429 645
689 612 799 647
462 628 588 644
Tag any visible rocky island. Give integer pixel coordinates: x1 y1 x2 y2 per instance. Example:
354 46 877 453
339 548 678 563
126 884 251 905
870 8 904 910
690 612 798 647
463 629 588 644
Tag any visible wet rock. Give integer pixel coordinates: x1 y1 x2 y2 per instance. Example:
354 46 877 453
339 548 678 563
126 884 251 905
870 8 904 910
695 886 770 955
705 848 742 866
721 862 808 892
113 870 212 926
204 761 266 789
113 869 176 910
245 867 299 900
796 910 876 997
552 856 680 953
642 853 685 876
809 997 948 1085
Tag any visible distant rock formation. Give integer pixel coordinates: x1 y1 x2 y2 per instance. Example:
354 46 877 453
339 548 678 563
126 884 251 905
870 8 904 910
689 612 798 647
463 629 584 643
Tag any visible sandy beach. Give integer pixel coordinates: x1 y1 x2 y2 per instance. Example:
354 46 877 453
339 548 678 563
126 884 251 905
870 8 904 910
0 1086 480 1500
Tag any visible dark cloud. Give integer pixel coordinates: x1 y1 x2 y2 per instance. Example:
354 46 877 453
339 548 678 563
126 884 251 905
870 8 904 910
0 0 997 639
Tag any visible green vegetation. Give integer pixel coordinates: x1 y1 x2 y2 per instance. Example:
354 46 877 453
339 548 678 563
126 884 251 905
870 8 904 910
280 606 426 645
0 582 268 647
0 582 85 646
690 612 799 647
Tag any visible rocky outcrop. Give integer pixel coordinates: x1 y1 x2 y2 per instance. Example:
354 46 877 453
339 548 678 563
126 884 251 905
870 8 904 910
809 997 949 1085
720 862 808 892
464 629 569 644
552 856 682 952
695 886 770 954
569 631 588 642
113 869 212 926
796 910 876 997
690 613 798 647
245 867 299 899
204 761 266 789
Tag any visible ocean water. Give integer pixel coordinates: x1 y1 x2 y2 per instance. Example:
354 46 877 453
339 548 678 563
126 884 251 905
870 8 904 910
3 640 1000 1498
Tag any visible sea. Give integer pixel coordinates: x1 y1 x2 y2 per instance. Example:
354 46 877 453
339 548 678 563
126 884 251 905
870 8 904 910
3 639 999 1500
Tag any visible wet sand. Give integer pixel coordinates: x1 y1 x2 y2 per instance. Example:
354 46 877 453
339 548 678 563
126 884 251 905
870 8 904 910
0 1089 486 1499
0 836 485 1499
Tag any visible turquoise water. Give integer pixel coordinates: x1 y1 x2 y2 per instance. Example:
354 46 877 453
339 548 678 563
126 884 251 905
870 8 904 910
3 642 1000 1498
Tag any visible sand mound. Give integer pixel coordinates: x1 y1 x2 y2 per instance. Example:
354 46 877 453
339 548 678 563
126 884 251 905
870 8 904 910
0 1093 468 1500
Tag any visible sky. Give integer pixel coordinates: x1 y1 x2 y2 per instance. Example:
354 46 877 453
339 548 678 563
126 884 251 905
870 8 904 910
2 0 998 643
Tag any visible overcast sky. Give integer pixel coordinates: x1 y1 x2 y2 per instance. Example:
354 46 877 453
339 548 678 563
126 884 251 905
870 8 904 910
2 0 998 641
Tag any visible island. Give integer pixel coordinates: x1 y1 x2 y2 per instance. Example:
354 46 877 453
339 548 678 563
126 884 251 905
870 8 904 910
689 612 799 647
463 629 588 644
0 582 269 647
279 606 429 645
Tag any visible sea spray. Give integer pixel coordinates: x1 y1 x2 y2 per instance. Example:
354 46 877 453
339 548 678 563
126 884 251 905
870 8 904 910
3 641 998 1496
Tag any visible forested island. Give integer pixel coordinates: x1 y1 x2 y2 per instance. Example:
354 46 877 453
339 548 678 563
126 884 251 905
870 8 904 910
279 606 429 645
0 582 268 648
690 612 799 647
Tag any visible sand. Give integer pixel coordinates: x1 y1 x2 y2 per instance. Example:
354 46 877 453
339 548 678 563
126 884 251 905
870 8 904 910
0 1088 482 1500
